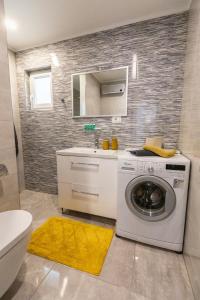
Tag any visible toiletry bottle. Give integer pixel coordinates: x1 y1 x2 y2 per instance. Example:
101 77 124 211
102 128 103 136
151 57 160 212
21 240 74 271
111 137 118 150
102 139 110 150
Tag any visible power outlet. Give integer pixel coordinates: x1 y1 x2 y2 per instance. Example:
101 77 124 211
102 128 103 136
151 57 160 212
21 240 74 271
112 116 122 124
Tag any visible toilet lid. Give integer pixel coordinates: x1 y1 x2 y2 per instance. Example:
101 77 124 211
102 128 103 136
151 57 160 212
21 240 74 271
0 210 32 259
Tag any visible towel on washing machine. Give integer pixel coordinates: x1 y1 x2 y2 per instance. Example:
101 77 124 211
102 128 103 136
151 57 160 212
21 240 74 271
143 144 176 158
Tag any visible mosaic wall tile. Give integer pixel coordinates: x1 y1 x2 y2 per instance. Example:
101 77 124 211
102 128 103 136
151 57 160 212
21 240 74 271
16 13 188 194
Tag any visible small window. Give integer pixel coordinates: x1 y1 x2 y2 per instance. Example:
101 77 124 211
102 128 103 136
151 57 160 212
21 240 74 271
30 70 53 109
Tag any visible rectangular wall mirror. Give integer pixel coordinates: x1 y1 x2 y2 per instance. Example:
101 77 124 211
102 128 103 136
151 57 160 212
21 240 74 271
72 66 128 117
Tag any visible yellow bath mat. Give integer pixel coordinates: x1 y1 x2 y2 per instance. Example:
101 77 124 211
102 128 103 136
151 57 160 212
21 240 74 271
28 216 114 275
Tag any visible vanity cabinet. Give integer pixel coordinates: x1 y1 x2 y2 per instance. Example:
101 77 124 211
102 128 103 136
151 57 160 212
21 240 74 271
57 154 117 219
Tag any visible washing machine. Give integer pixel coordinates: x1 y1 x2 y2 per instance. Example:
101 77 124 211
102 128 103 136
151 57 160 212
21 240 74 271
116 154 190 252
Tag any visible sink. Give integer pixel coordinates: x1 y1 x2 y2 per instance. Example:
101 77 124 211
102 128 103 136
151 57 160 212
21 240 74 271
56 147 120 159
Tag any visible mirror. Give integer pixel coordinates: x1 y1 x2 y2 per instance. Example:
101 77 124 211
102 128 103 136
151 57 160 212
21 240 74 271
72 67 128 117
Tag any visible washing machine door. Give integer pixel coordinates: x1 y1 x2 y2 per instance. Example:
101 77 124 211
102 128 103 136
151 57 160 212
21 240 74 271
125 175 176 222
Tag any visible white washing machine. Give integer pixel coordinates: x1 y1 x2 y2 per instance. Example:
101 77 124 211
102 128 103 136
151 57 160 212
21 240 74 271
116 154 190 252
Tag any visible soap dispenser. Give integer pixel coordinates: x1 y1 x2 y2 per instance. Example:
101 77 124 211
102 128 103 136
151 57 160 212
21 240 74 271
111 137 118 150
111 130 118 150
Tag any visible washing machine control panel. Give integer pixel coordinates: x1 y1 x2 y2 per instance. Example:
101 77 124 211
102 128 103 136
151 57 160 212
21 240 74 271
138 162 164 174
119 160 164 174
119 160 187 178
119 160 137 172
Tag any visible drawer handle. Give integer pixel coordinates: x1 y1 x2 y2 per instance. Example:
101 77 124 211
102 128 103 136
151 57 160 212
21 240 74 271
71 162 99 168
72 189 99 197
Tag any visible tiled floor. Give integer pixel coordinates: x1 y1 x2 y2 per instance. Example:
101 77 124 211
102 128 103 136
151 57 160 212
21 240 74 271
2 190 194 300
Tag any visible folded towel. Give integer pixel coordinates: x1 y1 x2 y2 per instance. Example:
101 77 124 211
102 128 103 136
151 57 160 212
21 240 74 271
143 144 176 158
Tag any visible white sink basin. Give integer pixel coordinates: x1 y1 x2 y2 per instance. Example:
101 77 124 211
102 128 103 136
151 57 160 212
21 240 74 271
56 147 120 159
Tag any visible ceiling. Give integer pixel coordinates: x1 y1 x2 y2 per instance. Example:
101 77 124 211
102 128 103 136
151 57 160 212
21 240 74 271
4 0 191 52
73 68 126 91
93 68 126 83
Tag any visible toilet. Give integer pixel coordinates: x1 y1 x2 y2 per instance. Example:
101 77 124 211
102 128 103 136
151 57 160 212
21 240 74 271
0 210 32 297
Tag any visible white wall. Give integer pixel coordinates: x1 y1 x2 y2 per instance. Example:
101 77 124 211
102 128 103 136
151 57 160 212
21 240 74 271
8 50 25 192
80 74 127 116
100 93 127 115
0 0 19 211
85 74 101 115
79 74 86 115
179 1 200 299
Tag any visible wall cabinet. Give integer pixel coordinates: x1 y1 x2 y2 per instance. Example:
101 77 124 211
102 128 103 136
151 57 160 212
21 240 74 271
57 154 117 219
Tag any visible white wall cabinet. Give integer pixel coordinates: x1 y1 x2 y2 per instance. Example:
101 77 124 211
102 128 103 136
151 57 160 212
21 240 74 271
57 154 117 219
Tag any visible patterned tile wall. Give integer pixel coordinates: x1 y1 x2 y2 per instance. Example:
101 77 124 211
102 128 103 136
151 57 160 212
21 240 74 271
16 13 188 194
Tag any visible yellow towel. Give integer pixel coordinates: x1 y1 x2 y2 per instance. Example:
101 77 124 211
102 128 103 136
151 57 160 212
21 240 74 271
143 144 176 158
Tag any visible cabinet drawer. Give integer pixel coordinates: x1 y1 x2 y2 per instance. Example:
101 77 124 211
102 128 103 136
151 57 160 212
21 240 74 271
58 182 100 214
57 153 117 219
57 155 100 185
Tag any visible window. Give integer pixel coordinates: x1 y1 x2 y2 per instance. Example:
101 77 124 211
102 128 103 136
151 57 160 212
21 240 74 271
30 70 53 109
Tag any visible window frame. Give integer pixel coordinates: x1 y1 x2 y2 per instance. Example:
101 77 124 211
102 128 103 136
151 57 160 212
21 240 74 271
30 70 53 110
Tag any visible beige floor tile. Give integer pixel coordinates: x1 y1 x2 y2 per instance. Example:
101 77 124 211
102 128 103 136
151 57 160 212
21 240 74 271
99 236 135 288
130 243 194 300
32 262 131 300
31 263 86 300
15 190 194 300
184 254 200 300
74 276 130 300
2 254 54 300
129 292 151 300
20 191 59 223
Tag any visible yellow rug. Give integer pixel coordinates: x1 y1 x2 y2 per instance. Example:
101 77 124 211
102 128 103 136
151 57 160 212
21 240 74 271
28 216 114 275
